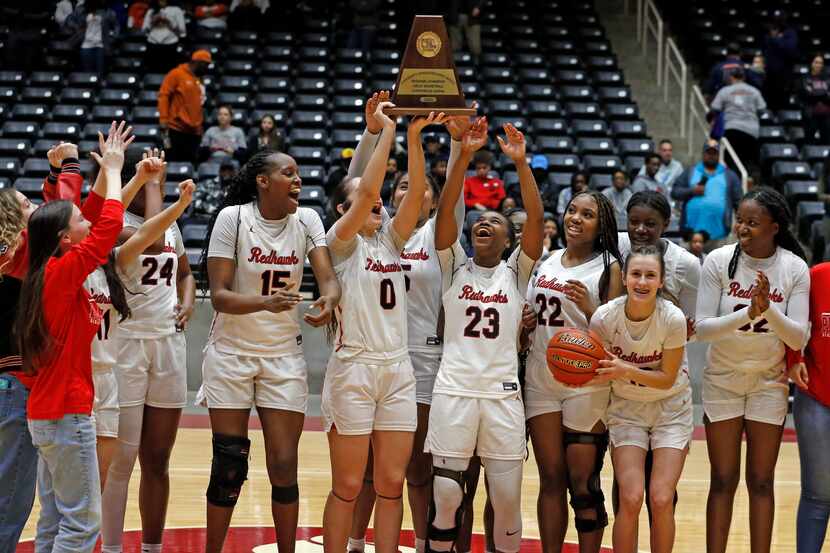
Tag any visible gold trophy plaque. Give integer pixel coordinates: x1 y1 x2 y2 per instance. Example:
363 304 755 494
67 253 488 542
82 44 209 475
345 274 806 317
385 15 477 116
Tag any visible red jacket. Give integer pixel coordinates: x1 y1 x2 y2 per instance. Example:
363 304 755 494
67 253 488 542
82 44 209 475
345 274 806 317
464 174 506 210
26 195 124 420
787 262 830 407
158 63 205 135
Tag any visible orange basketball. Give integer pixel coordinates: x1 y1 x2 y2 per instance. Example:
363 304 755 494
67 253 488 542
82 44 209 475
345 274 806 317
546 327 607 386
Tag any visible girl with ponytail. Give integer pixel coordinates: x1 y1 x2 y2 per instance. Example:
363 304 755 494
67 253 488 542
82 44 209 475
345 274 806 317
196 148 340 553
695 186 810 553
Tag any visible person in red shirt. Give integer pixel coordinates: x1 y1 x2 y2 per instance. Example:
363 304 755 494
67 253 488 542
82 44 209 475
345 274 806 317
788 261 830 553
14 122 130 553
463 150 505 231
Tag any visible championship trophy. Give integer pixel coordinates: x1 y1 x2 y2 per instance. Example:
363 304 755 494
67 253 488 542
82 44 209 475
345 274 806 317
384 15 477 116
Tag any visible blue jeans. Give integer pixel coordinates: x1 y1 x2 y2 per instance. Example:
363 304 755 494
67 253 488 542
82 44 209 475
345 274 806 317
0 374 37 550
28 414 101 553
794 389 830 553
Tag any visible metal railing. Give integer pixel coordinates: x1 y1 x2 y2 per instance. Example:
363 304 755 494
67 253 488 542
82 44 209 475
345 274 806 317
719 135 750 192
688 85 710 157
663 37 687 138
641 0 663 86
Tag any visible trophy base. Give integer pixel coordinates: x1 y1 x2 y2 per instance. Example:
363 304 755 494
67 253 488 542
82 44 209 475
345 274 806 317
384 106 478 116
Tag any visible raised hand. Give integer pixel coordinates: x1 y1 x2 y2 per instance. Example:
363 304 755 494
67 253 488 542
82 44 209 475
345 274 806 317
135 148 167 183
461 116 488 155
365 90 391 134
47 142 80 166
91 121 135 171
497 123 527 163
445 101 479 141
408 111 448 136
177 179 196 206
749 270 770 319
373 96 397 131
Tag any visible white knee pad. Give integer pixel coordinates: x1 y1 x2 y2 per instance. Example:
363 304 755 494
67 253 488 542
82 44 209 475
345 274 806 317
483 458 523 553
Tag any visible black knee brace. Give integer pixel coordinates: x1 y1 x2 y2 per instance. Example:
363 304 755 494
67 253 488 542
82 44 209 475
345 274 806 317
427 467 466 550
206 433 251 507
272 483 299 504
564 431 609 533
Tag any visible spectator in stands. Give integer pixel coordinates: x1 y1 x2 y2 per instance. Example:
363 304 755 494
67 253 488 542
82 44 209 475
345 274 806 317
762 12 799 111
326 147 354 197
247 114 284 158
381 156 400 207
194 0 228 29
748 54 767 90
798 55 830 144
499 196 517 213
143 0 187 74
556 170 589 220
530 154 549 187
637 139 684 193
228 0 264 31
200 105 247 163
347 0 379 51
158 49 212 164
430 155 448 190
603 168 633 228
631 152 667 196
66 0 119 75
671 140 742 243
709 67 767 178
464 150 505 229
505 207 528 242
192 160 236 217
127 1 150 29
447 1 482 62
705 43 745 97
542 214 560 253
424 134 445 166
54 0 78 27
686 229 709 265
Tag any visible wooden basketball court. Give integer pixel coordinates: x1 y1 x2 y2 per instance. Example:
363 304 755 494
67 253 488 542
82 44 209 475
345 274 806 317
16 416 824 552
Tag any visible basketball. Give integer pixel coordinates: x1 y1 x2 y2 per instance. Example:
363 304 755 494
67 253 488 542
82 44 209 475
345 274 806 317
546 328 607 386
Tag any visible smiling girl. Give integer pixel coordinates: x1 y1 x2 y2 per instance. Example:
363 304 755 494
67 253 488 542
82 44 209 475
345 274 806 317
589 245 691 553
695 186 810 553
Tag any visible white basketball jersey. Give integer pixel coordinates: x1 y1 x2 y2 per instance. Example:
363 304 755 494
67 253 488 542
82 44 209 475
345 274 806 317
400 218 443 353
329 222 408 364
119 211 185 339
618 233 700 318
527 249 606 366
85 267 120 372
702 244 809 374
207 203 325 357
434 245 532 399
591 296 688 402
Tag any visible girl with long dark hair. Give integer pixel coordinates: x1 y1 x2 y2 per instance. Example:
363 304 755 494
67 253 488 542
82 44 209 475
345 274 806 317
696 186 810 553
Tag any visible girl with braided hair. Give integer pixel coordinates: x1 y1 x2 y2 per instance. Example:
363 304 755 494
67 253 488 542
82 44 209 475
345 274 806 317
695 186 809 553
194 149 340 553
523 189 623 553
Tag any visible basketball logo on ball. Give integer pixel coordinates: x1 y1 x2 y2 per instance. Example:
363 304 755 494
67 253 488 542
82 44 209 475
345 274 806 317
546 328 607 386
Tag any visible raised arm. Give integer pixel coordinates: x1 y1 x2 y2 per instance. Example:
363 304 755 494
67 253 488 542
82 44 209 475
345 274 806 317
116 180 195 271
445 109 477 230
497 123 543 260
392 112 448 242
90 121 134 200
332 99 397 242
122 149 166 208
435 117 488 251
347 91 388 180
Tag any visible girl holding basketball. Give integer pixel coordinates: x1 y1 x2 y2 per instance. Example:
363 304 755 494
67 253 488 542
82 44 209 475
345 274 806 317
524 189 623 553
425 118 543 553
588 244 692 553
695 186 809 553
322 99 443 553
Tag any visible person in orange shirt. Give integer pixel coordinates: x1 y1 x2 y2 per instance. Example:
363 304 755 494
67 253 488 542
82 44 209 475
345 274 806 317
158 49 212 164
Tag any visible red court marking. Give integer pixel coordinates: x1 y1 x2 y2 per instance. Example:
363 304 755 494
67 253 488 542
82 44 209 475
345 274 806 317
180 414 797 442
16 527 607 553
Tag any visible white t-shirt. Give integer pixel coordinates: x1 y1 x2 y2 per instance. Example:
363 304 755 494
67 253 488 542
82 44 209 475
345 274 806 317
618 233 701 319
207 203 326 356
143 7 187 45
82 13 103 49
591 296 688 402
118 211 186 339
85 266 120 372
695 244 810 374
327 221 409 364
434 245 535 399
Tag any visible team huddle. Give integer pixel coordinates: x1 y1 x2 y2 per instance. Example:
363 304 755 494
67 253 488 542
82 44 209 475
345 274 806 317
0 89 810 553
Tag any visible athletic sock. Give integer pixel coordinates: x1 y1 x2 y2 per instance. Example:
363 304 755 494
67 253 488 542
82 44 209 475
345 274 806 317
347 537 365 553
141 543 163 553
415 537 426 553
